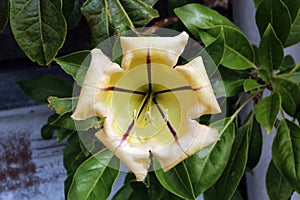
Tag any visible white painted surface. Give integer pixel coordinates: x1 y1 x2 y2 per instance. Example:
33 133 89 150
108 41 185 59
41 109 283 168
0 105 65 200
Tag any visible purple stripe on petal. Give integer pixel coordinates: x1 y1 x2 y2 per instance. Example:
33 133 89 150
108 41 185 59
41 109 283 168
118 120 135 147
147 48 152 91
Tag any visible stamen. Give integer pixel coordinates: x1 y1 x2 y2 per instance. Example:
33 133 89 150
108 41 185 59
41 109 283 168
150 117 154 124
144 111 150 119
164 109 169 121
152 98 189 156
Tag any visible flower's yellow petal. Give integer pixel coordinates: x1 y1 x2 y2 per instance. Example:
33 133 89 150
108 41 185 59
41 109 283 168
72 49 123 120
120 32 188 69
175 56 221 117
151 118 219 171
95 116 150 181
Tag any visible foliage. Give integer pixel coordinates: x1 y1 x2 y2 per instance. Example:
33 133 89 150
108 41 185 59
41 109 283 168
3 0 300 199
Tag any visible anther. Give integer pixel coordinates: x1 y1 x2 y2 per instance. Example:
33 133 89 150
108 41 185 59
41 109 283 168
144 111 150 118
150 117 155 124
164 109 169 121
133 109 137 118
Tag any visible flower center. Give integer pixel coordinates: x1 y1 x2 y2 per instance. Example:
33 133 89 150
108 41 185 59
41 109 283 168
132 84 169 129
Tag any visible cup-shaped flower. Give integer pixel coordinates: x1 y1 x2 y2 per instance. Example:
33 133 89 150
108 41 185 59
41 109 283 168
72 32 221 181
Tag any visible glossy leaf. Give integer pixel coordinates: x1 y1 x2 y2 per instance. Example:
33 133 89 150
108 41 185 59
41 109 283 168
0 0 9 32
113 172 183 200
243 79 263 92
63 0 84 29
64 133 89 175
285 10 300 47
258 24 284 72
214 67 248 97
81 0 158 45
48 96 78 115
231 190 244 200
282 0 300 20
56 50 90 86
17 75 72 104
254 0 263 8
67 149 120 200
271 77 300 116
41 114 60 140
65 175 74 200
272 120 300 193
254 92 281 133
280 55 295 71
10 0 67 65
247 116 263 170
204 120 250 200
256 0 291 44
51 112 101 131
266 160 294 200
154 159 195 199
186 118 235 196
175 4 255 70
258 68 270 83
204 32 225 67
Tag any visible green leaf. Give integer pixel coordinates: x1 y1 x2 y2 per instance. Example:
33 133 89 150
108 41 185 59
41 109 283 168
258 68 270 83
258 24 284 72
41 114 60 139
175 4 255 70
266 160 294 200
254 0 263 8
230 190 244 200
113 172 183 200
255 92 281 133
247 116 263 170
55 50 90 86
204 120 250 200
81 0 158 45
204 32 225 67
271 77 300 116
285 10 300 47
255 0 291 44
51 112 101 131
243 79 263 92
65 175 74 200
67 149 120 200
63 0 84 30
64 133 89 175
282 0 300 20
0 0 9 32
154 160 196 199
280 55 296 71
186 118 235 196
214 67 248 97
10 0 67 65
48 96 78 115
17 75 72 104
56 128 74 143
272 120 300 193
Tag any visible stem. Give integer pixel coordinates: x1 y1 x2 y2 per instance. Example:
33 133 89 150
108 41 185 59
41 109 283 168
286 62 300 78
143 16 179 34
218 90 262 135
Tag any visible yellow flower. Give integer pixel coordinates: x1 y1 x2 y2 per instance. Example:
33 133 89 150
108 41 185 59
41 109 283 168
72 32 221 181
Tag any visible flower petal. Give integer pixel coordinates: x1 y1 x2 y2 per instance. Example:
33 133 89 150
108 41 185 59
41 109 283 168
120 32 188 69
95 116 150 181
175 56 221 117
72 49 123 120
151 118 219 171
